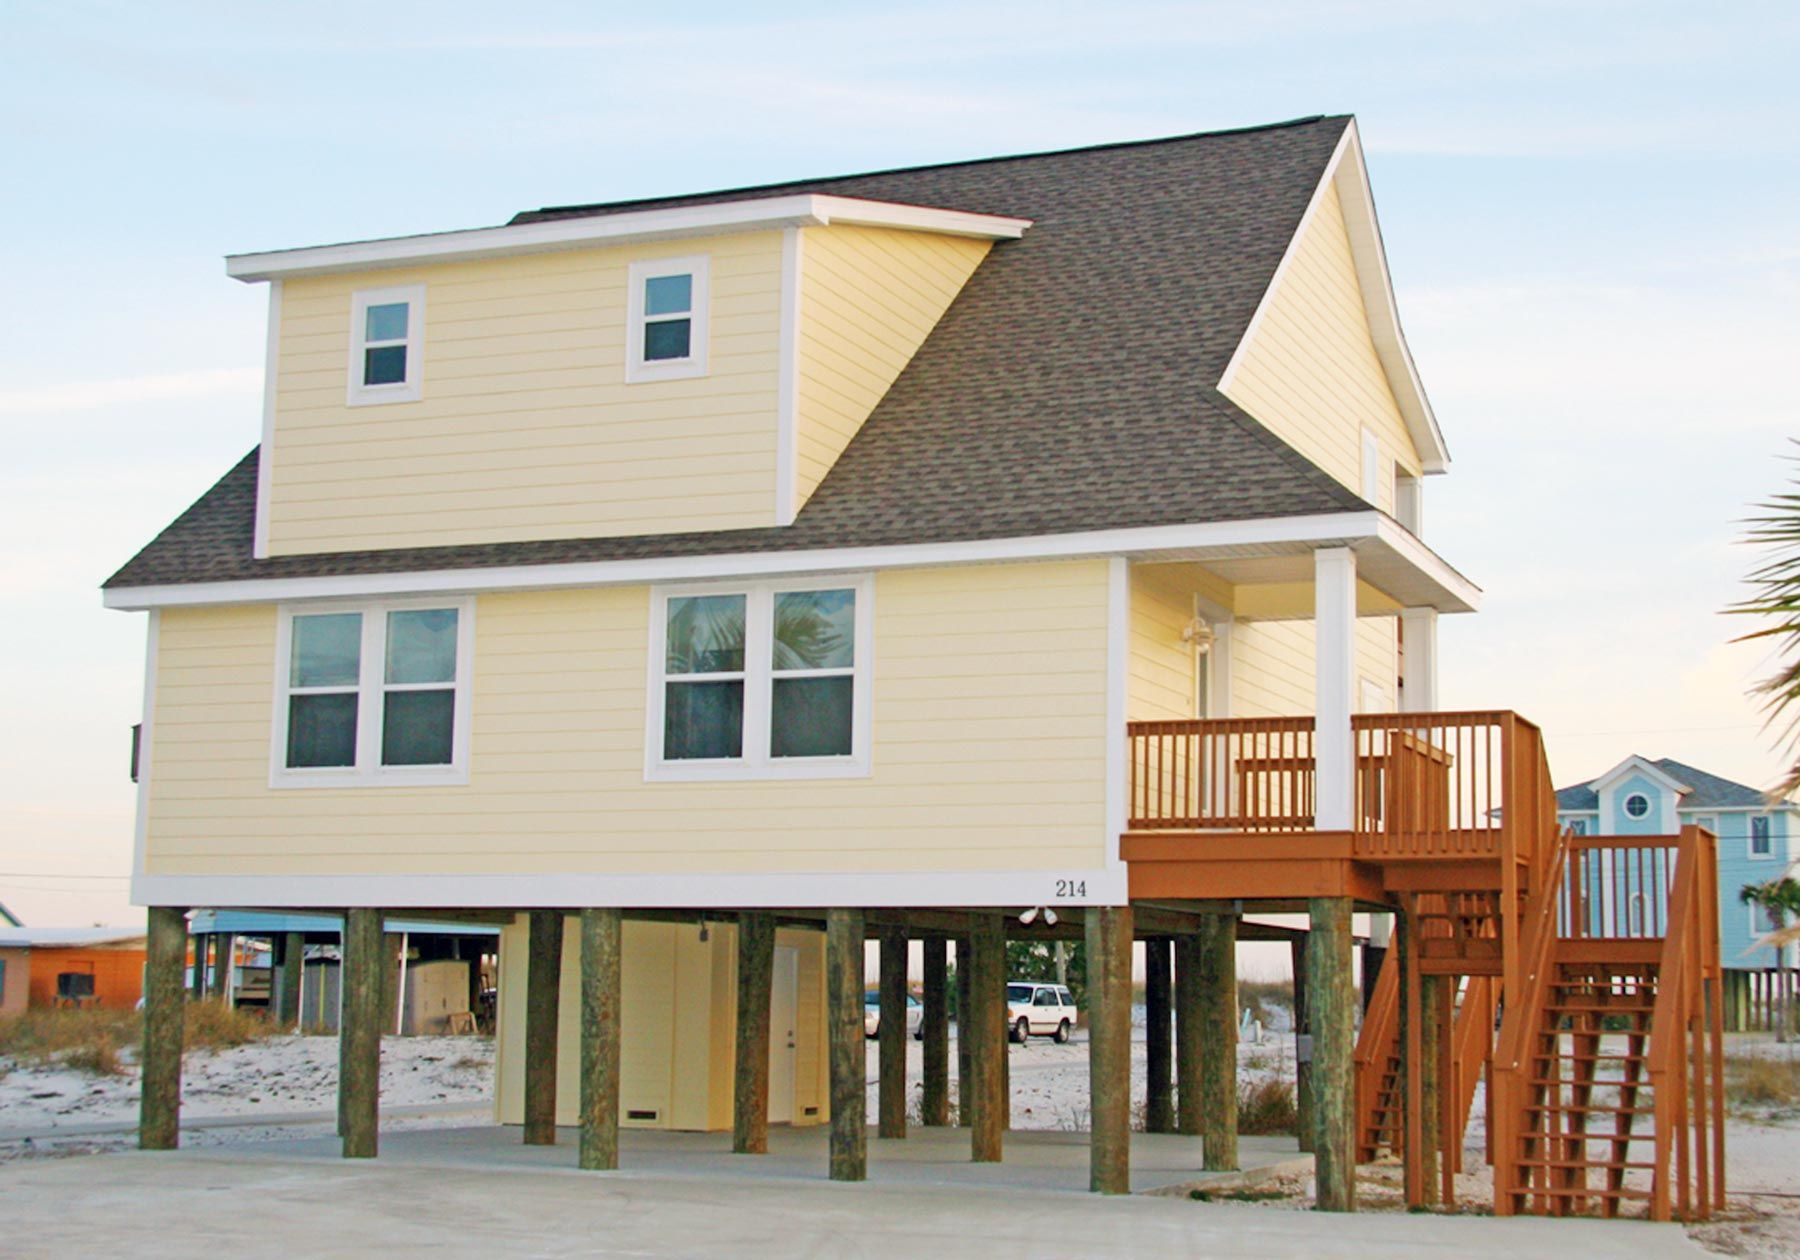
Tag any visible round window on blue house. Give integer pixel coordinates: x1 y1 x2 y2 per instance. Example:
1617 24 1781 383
1624 793 1650 819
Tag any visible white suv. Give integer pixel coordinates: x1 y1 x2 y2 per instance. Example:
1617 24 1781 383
1005 982 1076 1044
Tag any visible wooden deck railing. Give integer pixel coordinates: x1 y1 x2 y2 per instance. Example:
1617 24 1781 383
1125 711 1553 872
1559 835 1680 940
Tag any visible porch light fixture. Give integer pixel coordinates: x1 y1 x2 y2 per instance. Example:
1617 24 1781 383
1018 906 1058 927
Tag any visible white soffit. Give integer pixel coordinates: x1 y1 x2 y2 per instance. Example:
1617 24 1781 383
225 194 1033 282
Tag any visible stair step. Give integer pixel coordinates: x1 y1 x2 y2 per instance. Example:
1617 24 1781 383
1511 1187 1653 1201
1515 1158 1656 1170
1521 1103 1652 1115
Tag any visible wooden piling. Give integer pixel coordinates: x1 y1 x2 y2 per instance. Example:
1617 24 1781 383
578 907 622 1171
969 913 1005 1162
276 931 304 1027
1399 903 1424 1206
879 926 907 1139
826 908 867 1181
1087 905 1134 1194
733 911 775 1155
207 933 231 998
1175 933 1203 1137
1198 911 1239 1171
1145 936 1175 1134
1419 971 1445 1206
339 906 384 1159
139 905 187 1151
956 936 972 1127
1307 897 1356 1211
523 909 565 1146
1291 934 1314 1153
921 936 950 1126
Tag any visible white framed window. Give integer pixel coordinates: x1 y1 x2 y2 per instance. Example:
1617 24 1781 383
645 574 872 781
347 285 425 406
271 596 473 788
626 255 709 383
1751 814 1773 858
1623 792 1650 819
1395 473 1423 534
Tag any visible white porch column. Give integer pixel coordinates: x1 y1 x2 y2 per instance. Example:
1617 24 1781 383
1314 547 1356 831
1398 607 1439 713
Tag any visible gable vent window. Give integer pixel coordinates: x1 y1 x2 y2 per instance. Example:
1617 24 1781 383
348 286 425 406
626 256 709 383
1623 792 1650 819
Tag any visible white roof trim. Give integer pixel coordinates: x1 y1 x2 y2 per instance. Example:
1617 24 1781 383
1591 754 1692 796
1217 120 1450 475
225 194 1032 282
103 510 1479 614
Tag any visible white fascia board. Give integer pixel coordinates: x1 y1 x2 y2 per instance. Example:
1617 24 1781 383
225 194 1032 283
1216 120 1451 477
103 509 1481 613
1590 754 1692 796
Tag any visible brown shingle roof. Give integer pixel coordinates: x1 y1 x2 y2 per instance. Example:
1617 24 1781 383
107 115 1369 590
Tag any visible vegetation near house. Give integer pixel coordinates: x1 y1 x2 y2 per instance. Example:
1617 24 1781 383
0 1000 273 1076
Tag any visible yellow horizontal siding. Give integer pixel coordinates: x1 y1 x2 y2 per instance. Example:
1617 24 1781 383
794 224 989 512
266 231 785 555
1231 616 1399 718
145 559 1110 879
1130 564 1195 722
1222 181 1420 508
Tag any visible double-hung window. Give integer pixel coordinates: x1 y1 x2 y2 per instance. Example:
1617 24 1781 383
1751 814 1773 858
348 285 425 405
274 598 472 787
649 576 870 780
626 256 709 383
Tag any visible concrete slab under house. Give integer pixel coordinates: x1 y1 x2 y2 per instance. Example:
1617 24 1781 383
105 115 1726 1223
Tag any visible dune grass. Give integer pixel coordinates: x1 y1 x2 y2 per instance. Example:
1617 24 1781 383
0 1000 274 1076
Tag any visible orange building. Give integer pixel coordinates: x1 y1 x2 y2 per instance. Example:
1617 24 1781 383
0 926 148 1013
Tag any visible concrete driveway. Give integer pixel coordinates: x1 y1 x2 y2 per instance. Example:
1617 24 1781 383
0 1148 1707 1260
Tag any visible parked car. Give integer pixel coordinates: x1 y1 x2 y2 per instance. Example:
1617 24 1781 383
1005 982 1076 1043
864 990 925 1039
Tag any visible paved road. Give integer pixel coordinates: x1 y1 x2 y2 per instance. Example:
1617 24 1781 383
0 1149 1708 1260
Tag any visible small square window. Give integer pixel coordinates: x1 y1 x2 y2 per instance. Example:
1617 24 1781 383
627 257 708 383
348 286 424 405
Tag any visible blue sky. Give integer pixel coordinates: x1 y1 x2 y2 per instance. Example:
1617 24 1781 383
2 2 1797 923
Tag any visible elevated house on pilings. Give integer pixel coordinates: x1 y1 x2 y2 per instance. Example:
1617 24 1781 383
105 114 1722 1219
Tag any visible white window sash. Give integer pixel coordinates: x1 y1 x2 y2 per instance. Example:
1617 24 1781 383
347 284 426 406
646 575 872 781
271 596 473 788
625 255 709 384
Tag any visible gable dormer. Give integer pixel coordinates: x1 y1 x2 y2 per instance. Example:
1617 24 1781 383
1219 120 1448 526
233 197 1026 559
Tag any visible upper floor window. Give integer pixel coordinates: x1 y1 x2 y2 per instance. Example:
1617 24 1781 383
348 285 425 406
1567 818 1588 836
626 256 709 384
273 598 472 788
1751 814 1773 857
1623 792 1650 819
647 576 870 780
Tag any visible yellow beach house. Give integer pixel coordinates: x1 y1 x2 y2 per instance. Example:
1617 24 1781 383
105 115 1724 1219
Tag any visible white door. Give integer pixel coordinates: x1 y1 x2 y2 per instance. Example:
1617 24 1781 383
768 946 799 1125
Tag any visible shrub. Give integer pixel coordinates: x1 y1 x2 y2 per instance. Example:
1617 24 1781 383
0 1007 138 1071
1725 1053 1800 1110
1237 1075 1298 1135
183 999 272 1052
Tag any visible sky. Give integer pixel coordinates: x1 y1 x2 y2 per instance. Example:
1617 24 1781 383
2 2 1797 927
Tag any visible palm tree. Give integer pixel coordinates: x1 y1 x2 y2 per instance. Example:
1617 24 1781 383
1741 877 1800 1041
1733 447 1800 795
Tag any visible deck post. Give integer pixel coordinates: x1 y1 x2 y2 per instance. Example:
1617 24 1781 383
1087 904 1134 1193
1398 607 1439 713
733 911 775 1155
339 906 384 1159
826 908 867 1181
1292 934 1314 1153
1308 896 1356 1211
1175 933 1203 1136
276 931 304 1027
523 909 565 1146
956 936 973 1127
189 932 207 999
208 933 232 998
140 905 187 1151
1418 971 1445 1206
1144 936 1175 1133
969 912 1006 1162
578 908 623 1171
1314 546 1357 832
879 926 908 1139
1198 911 1239 1170
921 936 951 1126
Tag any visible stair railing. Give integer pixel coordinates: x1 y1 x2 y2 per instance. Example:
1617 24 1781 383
1354 945 1402 1161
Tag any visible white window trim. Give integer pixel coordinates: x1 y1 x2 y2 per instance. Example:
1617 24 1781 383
270 595 474 789
626 255 709 384
1750 814 1775 859
1623 791 1651 820
645 573 873 782
347 284 425 406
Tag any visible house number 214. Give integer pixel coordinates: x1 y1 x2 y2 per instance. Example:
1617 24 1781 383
1054 879 1087 898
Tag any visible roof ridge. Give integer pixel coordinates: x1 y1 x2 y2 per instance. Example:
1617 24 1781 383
509 114 1346 225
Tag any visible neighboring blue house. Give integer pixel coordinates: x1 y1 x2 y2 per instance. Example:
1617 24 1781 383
1556 755 1797 972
